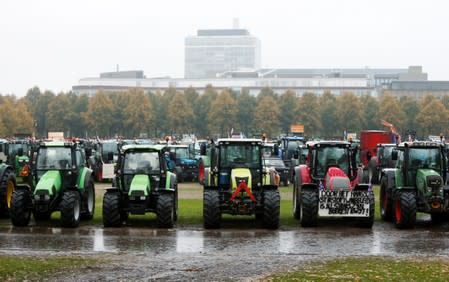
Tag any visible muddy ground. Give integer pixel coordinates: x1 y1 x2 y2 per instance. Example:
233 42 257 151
1 183 449 281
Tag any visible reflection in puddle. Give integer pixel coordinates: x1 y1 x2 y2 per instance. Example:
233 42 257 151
93 229 105 252
279 231 295 253
176 231 204 253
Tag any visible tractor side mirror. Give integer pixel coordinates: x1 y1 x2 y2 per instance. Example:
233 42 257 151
391 150 398 161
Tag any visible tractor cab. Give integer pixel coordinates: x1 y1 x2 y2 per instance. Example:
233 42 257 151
308 141 358 184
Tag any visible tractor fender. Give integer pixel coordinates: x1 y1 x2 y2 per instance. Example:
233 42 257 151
296 164 311 185
381 169 396 190
82 168 94 189
262 184 278 191
165 171 177 189
77 167 93 190
0 164 14 184
106 187 120 193
156 187 175 193
301 183 318 192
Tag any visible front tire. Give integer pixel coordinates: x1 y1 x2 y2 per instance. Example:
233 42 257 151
157 193 175 228
394 190 416 229
81 180 95 220
262 190 280 229
10 190 31 226
293 180 301 220
61 191 81 228
103 192 122 227
300 190 318 227
203 190 221 229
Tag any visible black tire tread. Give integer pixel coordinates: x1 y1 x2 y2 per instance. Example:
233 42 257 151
103 192 122 227
262 190 280 229
10 190 31 226
61 191 81 228
203 190 221 229
300 190 318 227
157 193 175 228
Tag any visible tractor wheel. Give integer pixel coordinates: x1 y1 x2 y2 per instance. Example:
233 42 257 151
61 191 81 228
203 190 221 229
300 190 318 227
0 169 16 218
292 179 301 220
81 180 95 220
262 190 280 229
156 193 175 228
103 192 122 227
380 177 393 221
10 190 31 227
356 191 375 228
394 190 416 229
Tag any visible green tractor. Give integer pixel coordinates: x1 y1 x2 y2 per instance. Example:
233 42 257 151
102 144 178 228
200 138 280 229
380 141 449 228
10 141 96 227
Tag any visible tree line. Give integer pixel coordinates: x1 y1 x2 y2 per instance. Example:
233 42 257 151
1 85 449 140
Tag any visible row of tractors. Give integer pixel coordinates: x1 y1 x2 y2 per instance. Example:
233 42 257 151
2 131 448 230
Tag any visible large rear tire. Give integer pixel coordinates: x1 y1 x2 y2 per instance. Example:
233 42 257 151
0 169 16 218
203 190 221 229
394 190 416 229
262 190 280 229
61 191 81 228
300 190 318 227
157 193 175 228
103 192 122 227
81 180 95 220
380 177 393 221
10 190 31 227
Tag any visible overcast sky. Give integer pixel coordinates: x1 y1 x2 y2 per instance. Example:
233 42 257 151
1 0 448 97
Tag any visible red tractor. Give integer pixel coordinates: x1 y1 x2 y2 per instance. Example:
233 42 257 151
293 141 374 228
360 130 398 184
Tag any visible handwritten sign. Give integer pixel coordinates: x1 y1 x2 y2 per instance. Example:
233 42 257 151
318 190 371 217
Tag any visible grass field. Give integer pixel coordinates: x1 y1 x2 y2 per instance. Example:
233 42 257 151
0 255 99 281
264 256 449 281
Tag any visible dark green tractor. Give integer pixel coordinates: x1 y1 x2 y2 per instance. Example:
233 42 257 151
10 141 96 227
200 138 280 229
380 141 449 228
102 144 178 228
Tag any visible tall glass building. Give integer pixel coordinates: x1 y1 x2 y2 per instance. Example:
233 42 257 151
184 29 261 78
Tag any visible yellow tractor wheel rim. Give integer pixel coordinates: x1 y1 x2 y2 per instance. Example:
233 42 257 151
6 180 14 209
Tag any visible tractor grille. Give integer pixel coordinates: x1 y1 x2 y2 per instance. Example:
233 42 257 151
426 175 442 193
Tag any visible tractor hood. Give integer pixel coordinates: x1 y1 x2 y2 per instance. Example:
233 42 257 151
231 168 252 191
35 170 62 196
416 169 443 193
128 174 151 197
324 167 351 191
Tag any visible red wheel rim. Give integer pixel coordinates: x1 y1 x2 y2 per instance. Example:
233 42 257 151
395 198 401 222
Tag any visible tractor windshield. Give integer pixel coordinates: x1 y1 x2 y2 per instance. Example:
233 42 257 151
408 148 441 170
219 144 261 168
36 147 72 170
8 143 29 156
315 146 349 177
123 151 160 174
